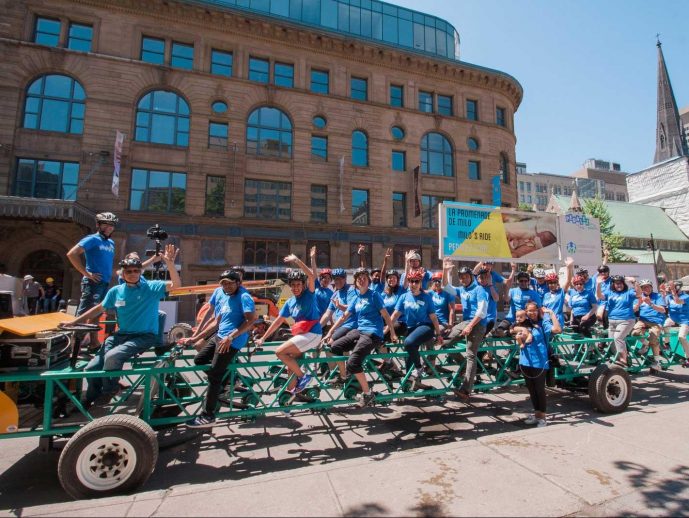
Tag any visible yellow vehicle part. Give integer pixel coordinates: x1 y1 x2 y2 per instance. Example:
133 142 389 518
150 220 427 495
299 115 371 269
0 390 19 434
0 313 74 337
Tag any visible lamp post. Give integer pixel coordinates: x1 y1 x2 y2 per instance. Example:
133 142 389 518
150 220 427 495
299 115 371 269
646 233 657 281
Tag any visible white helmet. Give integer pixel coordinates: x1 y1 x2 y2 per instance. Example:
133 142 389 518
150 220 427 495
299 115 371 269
95 212 119 225
533 268 546 278
638 279 653 287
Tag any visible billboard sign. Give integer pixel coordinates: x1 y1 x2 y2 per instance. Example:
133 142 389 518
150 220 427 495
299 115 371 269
557 213 602 265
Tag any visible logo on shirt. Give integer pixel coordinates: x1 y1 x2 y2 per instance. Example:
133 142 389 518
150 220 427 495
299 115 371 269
404 300 424 310
99 243 115 253
355 299 370 312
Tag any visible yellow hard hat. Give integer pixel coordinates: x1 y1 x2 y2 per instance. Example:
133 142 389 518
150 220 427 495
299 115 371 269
46 277 54 283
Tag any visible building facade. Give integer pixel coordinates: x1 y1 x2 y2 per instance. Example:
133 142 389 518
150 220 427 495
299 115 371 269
0 0 522 320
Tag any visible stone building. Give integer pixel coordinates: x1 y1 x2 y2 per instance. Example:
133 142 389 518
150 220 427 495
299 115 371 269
0 0 522 320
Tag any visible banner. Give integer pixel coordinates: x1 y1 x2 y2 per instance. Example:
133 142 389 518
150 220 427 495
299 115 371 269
111 130 124 197
413 165 421 217
557 212 602 265
491 174 501 207
339 156 345 213
439 202 559 262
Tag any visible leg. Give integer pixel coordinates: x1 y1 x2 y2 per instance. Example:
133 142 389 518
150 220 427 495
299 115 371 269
404 325 433 373
203 342 240 417
330 330 359 381
346 334 378 393
678 325 689 363
275 341 305 388
459 324 486 396
84 335 118 402
194 339 217 366
101 334 155 394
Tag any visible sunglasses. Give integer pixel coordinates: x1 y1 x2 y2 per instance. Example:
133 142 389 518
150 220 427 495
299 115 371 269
409 279 421 284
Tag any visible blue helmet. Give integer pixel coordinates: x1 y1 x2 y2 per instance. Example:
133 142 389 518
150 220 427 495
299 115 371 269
332 268 346 278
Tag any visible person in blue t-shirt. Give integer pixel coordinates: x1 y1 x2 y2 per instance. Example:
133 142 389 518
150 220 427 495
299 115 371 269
400 250 432 290
597 275 641 366
476 268 500 336
187 269 257 428
665 280 689 367
530 268 549 298
493 270 542 337
314 268 334 319
324 268 397 407
630 279 666 372
566 275 598 337
256 247 322 394
67 212 118 349
64 244 180 406
429 272 455 330
381 270 407 341
319 268 358 341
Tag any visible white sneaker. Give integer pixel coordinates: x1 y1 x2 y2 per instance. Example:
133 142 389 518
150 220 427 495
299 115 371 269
536 418 547 428
650 362 661 372
523 414 538 425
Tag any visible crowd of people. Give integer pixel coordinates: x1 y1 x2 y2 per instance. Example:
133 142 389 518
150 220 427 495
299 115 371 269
20 275 63 315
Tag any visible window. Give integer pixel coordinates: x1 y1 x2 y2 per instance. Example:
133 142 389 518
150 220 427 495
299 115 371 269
310 184 327 223
210 49 233 77
34 17 61 47
467 137 479 151
24 74 85 134
536 183 547 193
200 240 225 265
604 191 615 201
243 239 290 266
419 90 433 113
205 175 225 216
391 126 405 141
500 153 510 184
246 106 293 158
519 181 525 192
390 84 404 107
244 179 291 220
211 101 227 114
421 132 453 177
311 135 328 161
496 106 506 127
437 95 453 116
274 62 294 88
307 241 331 268
135 90 190 146
554 185 562 195
466 99 478 121
140 36 165 64
208 122 228 148
393 192 407 227
14 158 79 200
249 57 269 83
392 150 406 172
468 160 480 180
171 42 193 69
616 192 626 202
352 130 368 167
422 195 453 229
313 115 327 129
130 169 186 213
67 23 92 52
392 245 420 269
350 243 372 269
352 189 369 225
470 199 482 204
310 69 329 94
351 77 368 101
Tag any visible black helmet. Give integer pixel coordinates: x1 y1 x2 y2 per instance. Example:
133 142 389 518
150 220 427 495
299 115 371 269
230 265 245 275
516 271 530 281
219 270 241 282
597 265 610 273
119 257 142 268
287 270 307 283
370 268 381 275
96 212 118 225
611 275 625 283
386 269 400 279
354 267 370 279
458 266 473 276
575 268 589 276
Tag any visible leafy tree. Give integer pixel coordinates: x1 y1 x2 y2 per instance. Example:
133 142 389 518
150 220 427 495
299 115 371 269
582 197 628 262
518 202 534 212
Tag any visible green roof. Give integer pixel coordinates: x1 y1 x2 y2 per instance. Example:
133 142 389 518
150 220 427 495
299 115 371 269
618 249 689 263
549 195 689 241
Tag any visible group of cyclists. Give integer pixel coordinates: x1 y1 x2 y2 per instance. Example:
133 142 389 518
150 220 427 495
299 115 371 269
58 211 689 430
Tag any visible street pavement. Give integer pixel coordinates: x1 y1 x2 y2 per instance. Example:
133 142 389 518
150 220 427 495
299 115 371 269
1 367 689 517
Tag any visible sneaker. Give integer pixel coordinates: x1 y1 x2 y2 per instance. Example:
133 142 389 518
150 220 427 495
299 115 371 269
186 414 216 428
682 361 689 369
411 377 431 391
453 389 470 402
356 391 376 407
293 374 313 394
649 362 662 372
536 418 547 428
328 377 346 388
523 414 538 425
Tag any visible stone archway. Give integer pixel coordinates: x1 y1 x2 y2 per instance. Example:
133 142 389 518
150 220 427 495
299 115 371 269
19 250 65 288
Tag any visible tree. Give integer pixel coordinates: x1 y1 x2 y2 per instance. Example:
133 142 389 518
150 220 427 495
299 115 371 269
518 203 534 212
582 196 628 262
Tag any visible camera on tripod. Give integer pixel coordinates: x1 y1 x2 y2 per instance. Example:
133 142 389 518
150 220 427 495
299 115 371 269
144 224 169 279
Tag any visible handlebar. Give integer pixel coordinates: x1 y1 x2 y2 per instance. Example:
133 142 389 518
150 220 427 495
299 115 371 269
58 323 101 332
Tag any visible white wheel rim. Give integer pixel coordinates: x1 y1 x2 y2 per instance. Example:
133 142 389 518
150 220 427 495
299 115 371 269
76 436 138 491
605 374 628 407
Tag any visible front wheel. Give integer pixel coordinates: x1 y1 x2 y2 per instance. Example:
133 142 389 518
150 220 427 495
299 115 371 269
588 364 632 414
58 415 158 499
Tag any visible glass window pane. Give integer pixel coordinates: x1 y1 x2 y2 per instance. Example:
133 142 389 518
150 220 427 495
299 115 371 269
39 99 69 132
131 169 147 189
67 23 93 52
171 42 194 70
391 126 405 140
44 75 73 99
150 114 176 144
274 62 294 88
152 91 178 113
35 18 61 47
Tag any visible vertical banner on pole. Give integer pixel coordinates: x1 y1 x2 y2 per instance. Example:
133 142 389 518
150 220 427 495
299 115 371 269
339 156 345 213
413 165 421 217
111 130 125 197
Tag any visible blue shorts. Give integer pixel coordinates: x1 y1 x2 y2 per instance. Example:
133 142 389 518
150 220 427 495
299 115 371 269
76 278 110 316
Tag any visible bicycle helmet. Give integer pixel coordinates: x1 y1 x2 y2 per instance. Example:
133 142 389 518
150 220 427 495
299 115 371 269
407 271 423 281
219 270 241 282
638 279 653 287
319 268 332 277
287 270 307 283
458 266 473 276
431 271 443 281
572 275 585 285
386 269 400 279
409 251 421 261
354 267 370 279
611 275 625 283
516 271 530 281
544 272 559 283
597 265 610 274
96 212 118 226
230 265 245 276
533 268 546 278
332 268 346 278
119 257 142 268
371 268 381 275
575 268 589 276
45 277 54 283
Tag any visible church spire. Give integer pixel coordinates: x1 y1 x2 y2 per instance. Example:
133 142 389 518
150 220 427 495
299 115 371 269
654 39 688 163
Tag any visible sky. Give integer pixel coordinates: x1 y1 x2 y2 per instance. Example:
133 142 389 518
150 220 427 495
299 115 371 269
392 0 689 175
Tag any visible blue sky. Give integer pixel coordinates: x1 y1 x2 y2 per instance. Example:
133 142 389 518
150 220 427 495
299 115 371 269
392 0 689 175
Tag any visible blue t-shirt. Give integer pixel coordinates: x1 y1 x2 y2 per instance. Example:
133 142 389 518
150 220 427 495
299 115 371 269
605 289 637 320
430 289 454 326
507 287 542 322
347 289 385 338
315 286 334 317
445 283 489 326
329 285 358 329
593 275 612 304
209 286 228 316
395 291 434 328
567 288 597 317
479 285 497 322
216 291 255 348
280 288 323 335
666 293 689 325
102 280 167 334
371 280 385 295
383 287 406 324
542 288 565 326
519 325 549 370
533 281 549 299
78 233 115 283
401 270 432 290
638 292 666 325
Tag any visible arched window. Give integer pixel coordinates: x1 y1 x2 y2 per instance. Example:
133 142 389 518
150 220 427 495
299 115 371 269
24 74 85 134
352 130 368 167
500 152 510 184
246 106 293 158
135 90 190 146
467 137 479 151
421 132 453 177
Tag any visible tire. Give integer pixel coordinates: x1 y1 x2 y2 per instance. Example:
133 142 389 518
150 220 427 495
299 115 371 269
58 415 158 499
167 323 193 345
588 364 632 413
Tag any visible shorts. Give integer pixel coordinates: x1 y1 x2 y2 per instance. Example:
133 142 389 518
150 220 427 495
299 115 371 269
77 278 110 316
290 332 322 353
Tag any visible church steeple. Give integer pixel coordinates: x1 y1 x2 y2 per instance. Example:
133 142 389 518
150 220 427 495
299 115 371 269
654 38 687 163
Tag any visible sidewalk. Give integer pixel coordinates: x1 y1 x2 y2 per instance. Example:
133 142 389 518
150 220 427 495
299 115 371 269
2 370 689 517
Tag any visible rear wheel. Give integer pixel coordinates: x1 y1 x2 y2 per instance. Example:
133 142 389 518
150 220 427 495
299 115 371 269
588 364 632 413
167 323 193 345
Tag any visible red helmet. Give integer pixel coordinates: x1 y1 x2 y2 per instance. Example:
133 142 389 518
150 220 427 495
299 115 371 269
319 268 332 277
544 272 559 283
431 271 443 281
572 275 585 285
407 271 423 282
